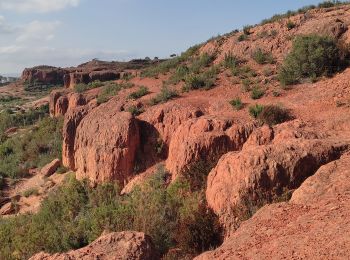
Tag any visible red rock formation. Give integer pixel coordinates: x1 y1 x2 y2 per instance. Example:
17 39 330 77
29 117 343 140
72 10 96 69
137 103 203 170
206 136 348 234
62 101 98 169
29 231 158 260
40 159 61 177
22 66 66 85
74 99 140 185
195 153 350 260
166 116 255 179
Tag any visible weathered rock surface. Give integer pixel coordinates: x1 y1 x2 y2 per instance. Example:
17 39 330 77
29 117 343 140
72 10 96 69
40 159 61 177
0 202 14 215
206 136 348 234
29 231 158 260
22 66 66 86
74 99 140 185
196 153 350 260
166 116 255 179
291 152 350 204
62 102 98 169
50 91 88 117
137 103 203 169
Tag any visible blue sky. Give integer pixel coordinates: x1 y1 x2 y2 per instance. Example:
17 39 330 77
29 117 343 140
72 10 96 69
0 0 330 74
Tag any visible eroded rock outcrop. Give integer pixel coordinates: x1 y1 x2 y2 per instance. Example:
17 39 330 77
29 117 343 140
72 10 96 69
206 136 348 234
166 116 255 179
22 66 66 85
74 99 140 185
137 103 203 170
29 231 158 260
196 153 350 260
62 102 98 169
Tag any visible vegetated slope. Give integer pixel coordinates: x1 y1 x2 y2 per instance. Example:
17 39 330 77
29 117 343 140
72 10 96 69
1 2 350 260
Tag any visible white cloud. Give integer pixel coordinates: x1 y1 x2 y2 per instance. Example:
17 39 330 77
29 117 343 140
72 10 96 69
16 20 61 42
0 15 15 33
0 0 80 13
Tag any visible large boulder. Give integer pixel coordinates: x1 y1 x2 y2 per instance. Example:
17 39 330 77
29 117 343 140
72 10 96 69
166 116 255 179
291 152 350 204
137 103 203 170
62 102 98 169
29 231 158 260
195 153 350 260
74 99 140 185
206 137 348 234
40 159 61 177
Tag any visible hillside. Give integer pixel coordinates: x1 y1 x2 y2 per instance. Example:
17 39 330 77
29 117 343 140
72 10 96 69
1 2 350 260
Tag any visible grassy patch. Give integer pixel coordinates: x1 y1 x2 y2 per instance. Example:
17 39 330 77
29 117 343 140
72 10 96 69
127 86 150 100
229 97 243 110
150 86 178 105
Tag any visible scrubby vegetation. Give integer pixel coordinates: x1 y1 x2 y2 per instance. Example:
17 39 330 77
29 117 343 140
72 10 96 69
257 105 291 126
0 105 49 134
249 104 264 118
150 86 178 105
24 80 62 93
96 82 134 104
260 1 349 25
141 45 201 78
127 105 145 116
127 86 150 100
0 116 63 179
252 49 275 65
251 86 265 100
74 80 104 93
229 97 243 110
278 35 347 86
0 165 222 259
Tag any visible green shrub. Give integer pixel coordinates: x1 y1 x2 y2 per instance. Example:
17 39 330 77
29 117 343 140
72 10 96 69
278 34 346 86
229 97 243 110
252 49 275 64
189 53 215 74
249 104 264 118
0 167 222 259
96 83 122 104
243 25 252 35
0 116 63 179
237 34 248 42
128 86 150 100
223 52 239 69
0 104 49 134
286 20 296 30
257 105 291 126
150 86 178 105
127 105 145 116
251 86 265 99
22 188 39 198
168 65 190 84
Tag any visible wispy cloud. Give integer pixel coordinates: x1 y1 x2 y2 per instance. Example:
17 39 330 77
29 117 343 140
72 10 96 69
16 20 61 42
0 0 80 13
0 15 15 33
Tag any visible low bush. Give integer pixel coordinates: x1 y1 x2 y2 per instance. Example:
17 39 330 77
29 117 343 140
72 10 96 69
237 34 248 42
0 166 223 259
127 86 150 100
249 104 264 118
127 105 145 116
257 105 291 125
96 83 122 104
243 25 252 35
150 86 178 105
252 49 275 65
229 97 243 110
278 34 347 86
286 20 296 30
74 80 105 93
223 52 239 69
251 86 265 99
0 116 63 179
22 188 39 198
